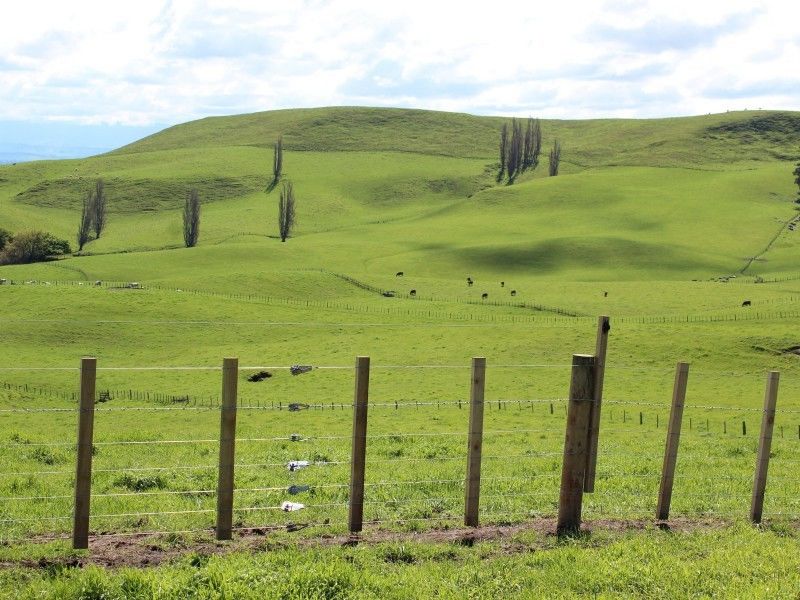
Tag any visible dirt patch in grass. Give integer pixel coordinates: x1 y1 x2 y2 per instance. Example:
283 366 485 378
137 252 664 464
1 516 756 570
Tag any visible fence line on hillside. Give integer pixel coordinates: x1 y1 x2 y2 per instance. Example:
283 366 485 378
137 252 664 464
1 318 799 549
3 277 800 326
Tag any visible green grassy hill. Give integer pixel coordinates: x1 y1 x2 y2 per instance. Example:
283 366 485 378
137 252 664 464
1 106 800 598
1 106 798 284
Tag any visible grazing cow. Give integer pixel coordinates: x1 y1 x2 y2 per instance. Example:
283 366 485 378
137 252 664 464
467 278 474 287
410 289 416 297
396 271 404 277
510 290 517 297
500 281 505 287
481 293 488 300
742 300 751 307
604 291 608 297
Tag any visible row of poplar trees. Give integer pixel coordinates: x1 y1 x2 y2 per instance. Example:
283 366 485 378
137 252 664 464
498 118 561 183
76 179 202 250
271 136 295 242
76 179 107 251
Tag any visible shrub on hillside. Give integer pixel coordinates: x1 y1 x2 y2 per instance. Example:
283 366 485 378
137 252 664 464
0 228 11 251
0 230 71 265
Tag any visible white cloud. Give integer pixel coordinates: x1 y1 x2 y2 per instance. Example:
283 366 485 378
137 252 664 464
0 0 797 125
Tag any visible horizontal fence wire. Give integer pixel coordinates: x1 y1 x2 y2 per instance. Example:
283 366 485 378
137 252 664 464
2 358 800 545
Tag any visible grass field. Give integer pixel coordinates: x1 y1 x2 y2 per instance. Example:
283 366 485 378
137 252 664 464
0 107 799 597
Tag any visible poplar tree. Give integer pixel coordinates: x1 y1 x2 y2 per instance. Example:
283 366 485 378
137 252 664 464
77 192 93 251
548 140 562 176
278 181 296 242
183 189 201 248
498 123 508 181
92 179 107 239
271 136 283 189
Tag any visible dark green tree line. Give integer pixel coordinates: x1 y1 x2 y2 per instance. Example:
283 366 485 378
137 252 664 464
498 117 542 184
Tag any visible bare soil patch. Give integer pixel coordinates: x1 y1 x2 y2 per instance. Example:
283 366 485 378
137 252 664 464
1 516 755 571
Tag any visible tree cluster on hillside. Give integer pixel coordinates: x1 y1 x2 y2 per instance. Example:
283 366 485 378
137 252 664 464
498 118 542 183
0 230 71 265
794 162 800 204
183 189 201 248
549 140 562 176
278 181 296 242
75 178 108 251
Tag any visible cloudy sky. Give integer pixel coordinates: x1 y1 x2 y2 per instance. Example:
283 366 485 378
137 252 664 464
1 0 798 157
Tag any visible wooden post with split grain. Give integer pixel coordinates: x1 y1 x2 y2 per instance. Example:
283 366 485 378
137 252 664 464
656 362 690 521
750 371 780 524
72 357 96 550
584 316 610 492
557 354 595 535
348 356 370 533
215 357 238 540
464 357 486 527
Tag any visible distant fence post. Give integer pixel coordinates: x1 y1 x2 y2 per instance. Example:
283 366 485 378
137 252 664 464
585 316 610 492
215 357 238 541
464 357 486 527
348 356 370 533
557 354 595 535
750 371 780 524
656 362 690 521
73 357 96 550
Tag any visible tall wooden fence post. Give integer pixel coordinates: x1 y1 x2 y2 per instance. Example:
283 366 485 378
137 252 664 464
557 354 595 535
750 371 780 524
73 357 96 550
585 316 610 492
464 357 486 527
348 356 370 533
656 362 690 521
216 357 238 540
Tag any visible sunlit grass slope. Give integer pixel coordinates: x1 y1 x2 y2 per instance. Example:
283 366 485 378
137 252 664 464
1 106 798 284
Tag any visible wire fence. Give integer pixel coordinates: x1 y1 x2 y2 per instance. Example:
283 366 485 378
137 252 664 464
2 277 800 326
1 358 799 548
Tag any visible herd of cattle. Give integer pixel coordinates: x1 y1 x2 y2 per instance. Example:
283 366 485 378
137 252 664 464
394 271 516 299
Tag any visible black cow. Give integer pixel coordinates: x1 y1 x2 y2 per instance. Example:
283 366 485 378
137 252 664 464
510 290 517 297
396 271 404 277
410 289 416 297
742 300 751 307
481 293 488 300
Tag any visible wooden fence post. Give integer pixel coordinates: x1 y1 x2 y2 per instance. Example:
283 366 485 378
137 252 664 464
464 357 486 527
73 357 96 550
215 357 238 541
750 371 780 524
656 362 690 521
557 354 595 535
348 356 370 533
584 316 609 492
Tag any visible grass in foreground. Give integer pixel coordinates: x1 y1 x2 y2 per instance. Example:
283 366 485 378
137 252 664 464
1 523 799 598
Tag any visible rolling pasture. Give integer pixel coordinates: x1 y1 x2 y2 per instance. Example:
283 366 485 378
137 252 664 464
0 107 799 597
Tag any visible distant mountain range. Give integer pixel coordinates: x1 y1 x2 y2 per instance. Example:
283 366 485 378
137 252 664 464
0 120 166 164
0 144 112 164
